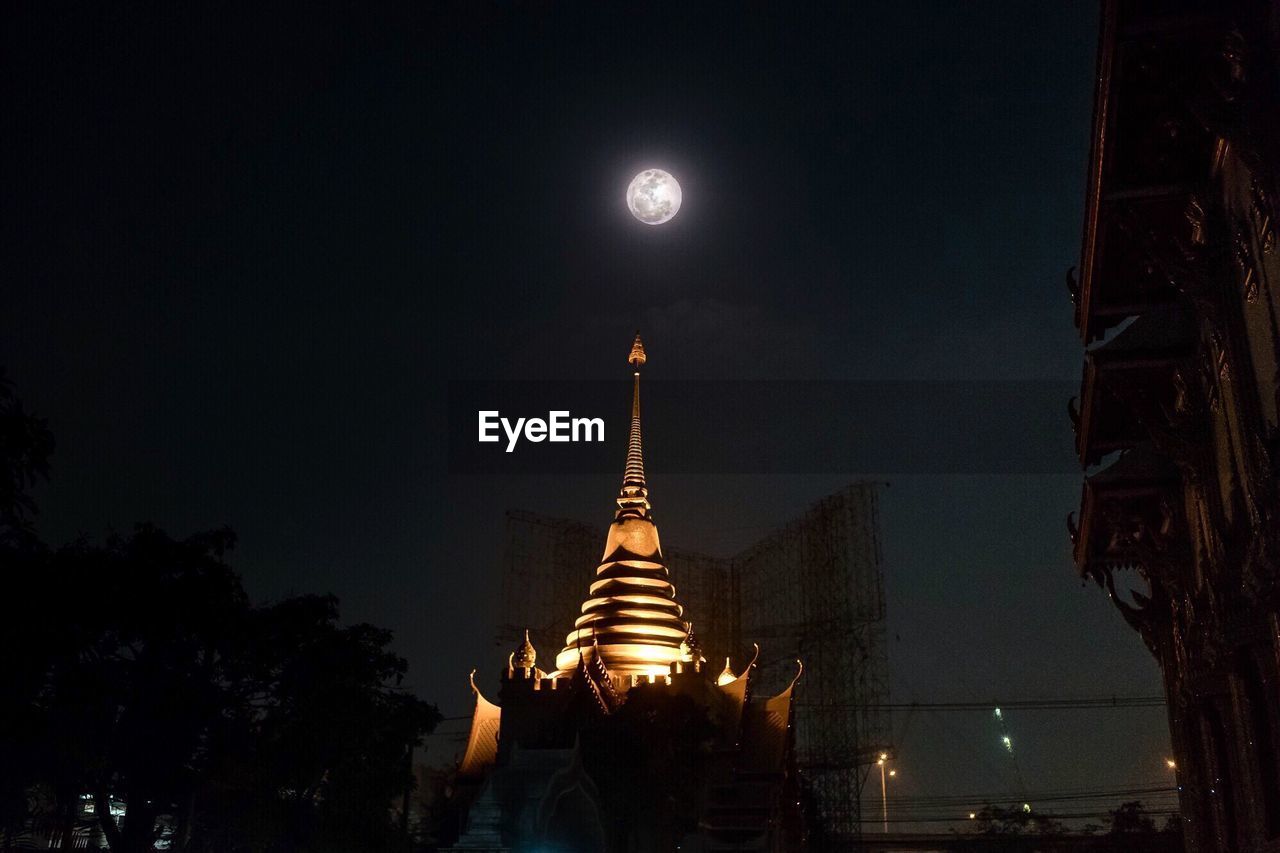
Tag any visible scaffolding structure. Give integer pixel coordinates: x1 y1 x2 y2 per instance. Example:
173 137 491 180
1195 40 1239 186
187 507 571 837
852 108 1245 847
663 547 735 672
497 509 595 666
496 484 891 846
733 484 892 847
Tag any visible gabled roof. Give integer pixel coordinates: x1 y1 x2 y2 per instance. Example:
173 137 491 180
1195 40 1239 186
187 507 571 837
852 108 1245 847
737 661 802 775
458 670 502 780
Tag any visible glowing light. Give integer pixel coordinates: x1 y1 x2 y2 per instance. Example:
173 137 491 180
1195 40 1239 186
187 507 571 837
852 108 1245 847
1001 735 1013 752
626 169 682 225
1022 803 1031 813
717 657 736 686
888 769 897 777
969 812 976 820
1167 758 1177 769
994 707 1002 720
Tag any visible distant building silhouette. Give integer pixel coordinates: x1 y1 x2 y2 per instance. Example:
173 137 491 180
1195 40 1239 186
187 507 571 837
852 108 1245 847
1069 1 1280 851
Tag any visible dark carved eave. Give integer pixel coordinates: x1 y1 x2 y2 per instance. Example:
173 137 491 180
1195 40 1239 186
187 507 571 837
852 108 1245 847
1076 0 1118 342
1073 446 1181 577
1076 0 1232 343
1076 307 1195 466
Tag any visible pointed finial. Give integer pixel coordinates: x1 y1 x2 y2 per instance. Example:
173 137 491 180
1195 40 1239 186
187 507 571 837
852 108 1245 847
745 642 760 676
617 333 650 517
629 331 646 367
513 629 537 670
786 659 805 692
717 657 736 686
680 623 704 663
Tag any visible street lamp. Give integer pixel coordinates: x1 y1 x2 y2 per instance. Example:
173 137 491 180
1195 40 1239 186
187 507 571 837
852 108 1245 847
877 753 892 833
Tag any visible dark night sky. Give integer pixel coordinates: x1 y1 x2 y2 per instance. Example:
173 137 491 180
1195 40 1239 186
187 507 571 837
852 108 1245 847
4 1 1173 826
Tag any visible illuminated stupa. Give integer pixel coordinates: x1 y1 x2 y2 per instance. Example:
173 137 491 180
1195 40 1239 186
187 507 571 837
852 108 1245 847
444 335 803 853
553 333 690 677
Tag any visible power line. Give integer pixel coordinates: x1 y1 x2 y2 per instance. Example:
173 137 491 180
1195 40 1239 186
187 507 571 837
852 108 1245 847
852 809 1180 824
434 697 1163 720
886 784 1177 805
866 784 1180 827
852 696 1165 711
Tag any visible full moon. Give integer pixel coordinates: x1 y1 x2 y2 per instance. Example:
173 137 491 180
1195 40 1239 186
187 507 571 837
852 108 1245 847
626 169 682 225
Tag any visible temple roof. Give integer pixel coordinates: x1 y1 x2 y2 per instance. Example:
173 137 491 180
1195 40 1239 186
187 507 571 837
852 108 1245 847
738 661 803 774
554 335 690 677
458 671 502 780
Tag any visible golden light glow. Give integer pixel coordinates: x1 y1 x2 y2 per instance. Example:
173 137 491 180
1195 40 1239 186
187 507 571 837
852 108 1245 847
717 657 736 686
1166 758 1177 769
564 623 688 643
553 642 687 676
582 593 678 609
588 574 673 593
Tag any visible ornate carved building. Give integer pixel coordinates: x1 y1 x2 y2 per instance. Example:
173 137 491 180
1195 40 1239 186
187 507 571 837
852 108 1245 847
443 335 805 853
1069 1 1280 850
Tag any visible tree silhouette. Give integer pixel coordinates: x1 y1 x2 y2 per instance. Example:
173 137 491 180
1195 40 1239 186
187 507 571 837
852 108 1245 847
0 366 54 547
0 371 441 851
1107 800 1158 835
192 594 439 852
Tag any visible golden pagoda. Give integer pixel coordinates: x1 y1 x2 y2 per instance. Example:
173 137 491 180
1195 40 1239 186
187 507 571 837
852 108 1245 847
445 335 805 853
552 332 690 677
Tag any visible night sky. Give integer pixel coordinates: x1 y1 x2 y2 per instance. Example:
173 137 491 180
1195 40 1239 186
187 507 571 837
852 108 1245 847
4 2 1172 827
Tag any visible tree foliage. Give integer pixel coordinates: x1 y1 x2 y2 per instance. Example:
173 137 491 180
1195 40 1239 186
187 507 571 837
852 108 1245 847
0 366 54 546
0 372 441 851
953 800 1182 853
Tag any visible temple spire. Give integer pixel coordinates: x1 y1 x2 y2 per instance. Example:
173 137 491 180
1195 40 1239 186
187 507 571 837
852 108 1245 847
555 332 689 677
617 332 650 519
550 327 691 676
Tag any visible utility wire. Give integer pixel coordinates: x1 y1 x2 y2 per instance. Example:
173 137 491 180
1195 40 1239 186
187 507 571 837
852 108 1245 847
887 784 1177 805
853 696 1164 711
853 809 1180 824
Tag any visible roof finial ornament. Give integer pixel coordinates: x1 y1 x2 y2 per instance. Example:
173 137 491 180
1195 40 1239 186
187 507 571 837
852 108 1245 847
617 332 650 518
717 657 736 686
680 623 705 665
513 629 537 671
